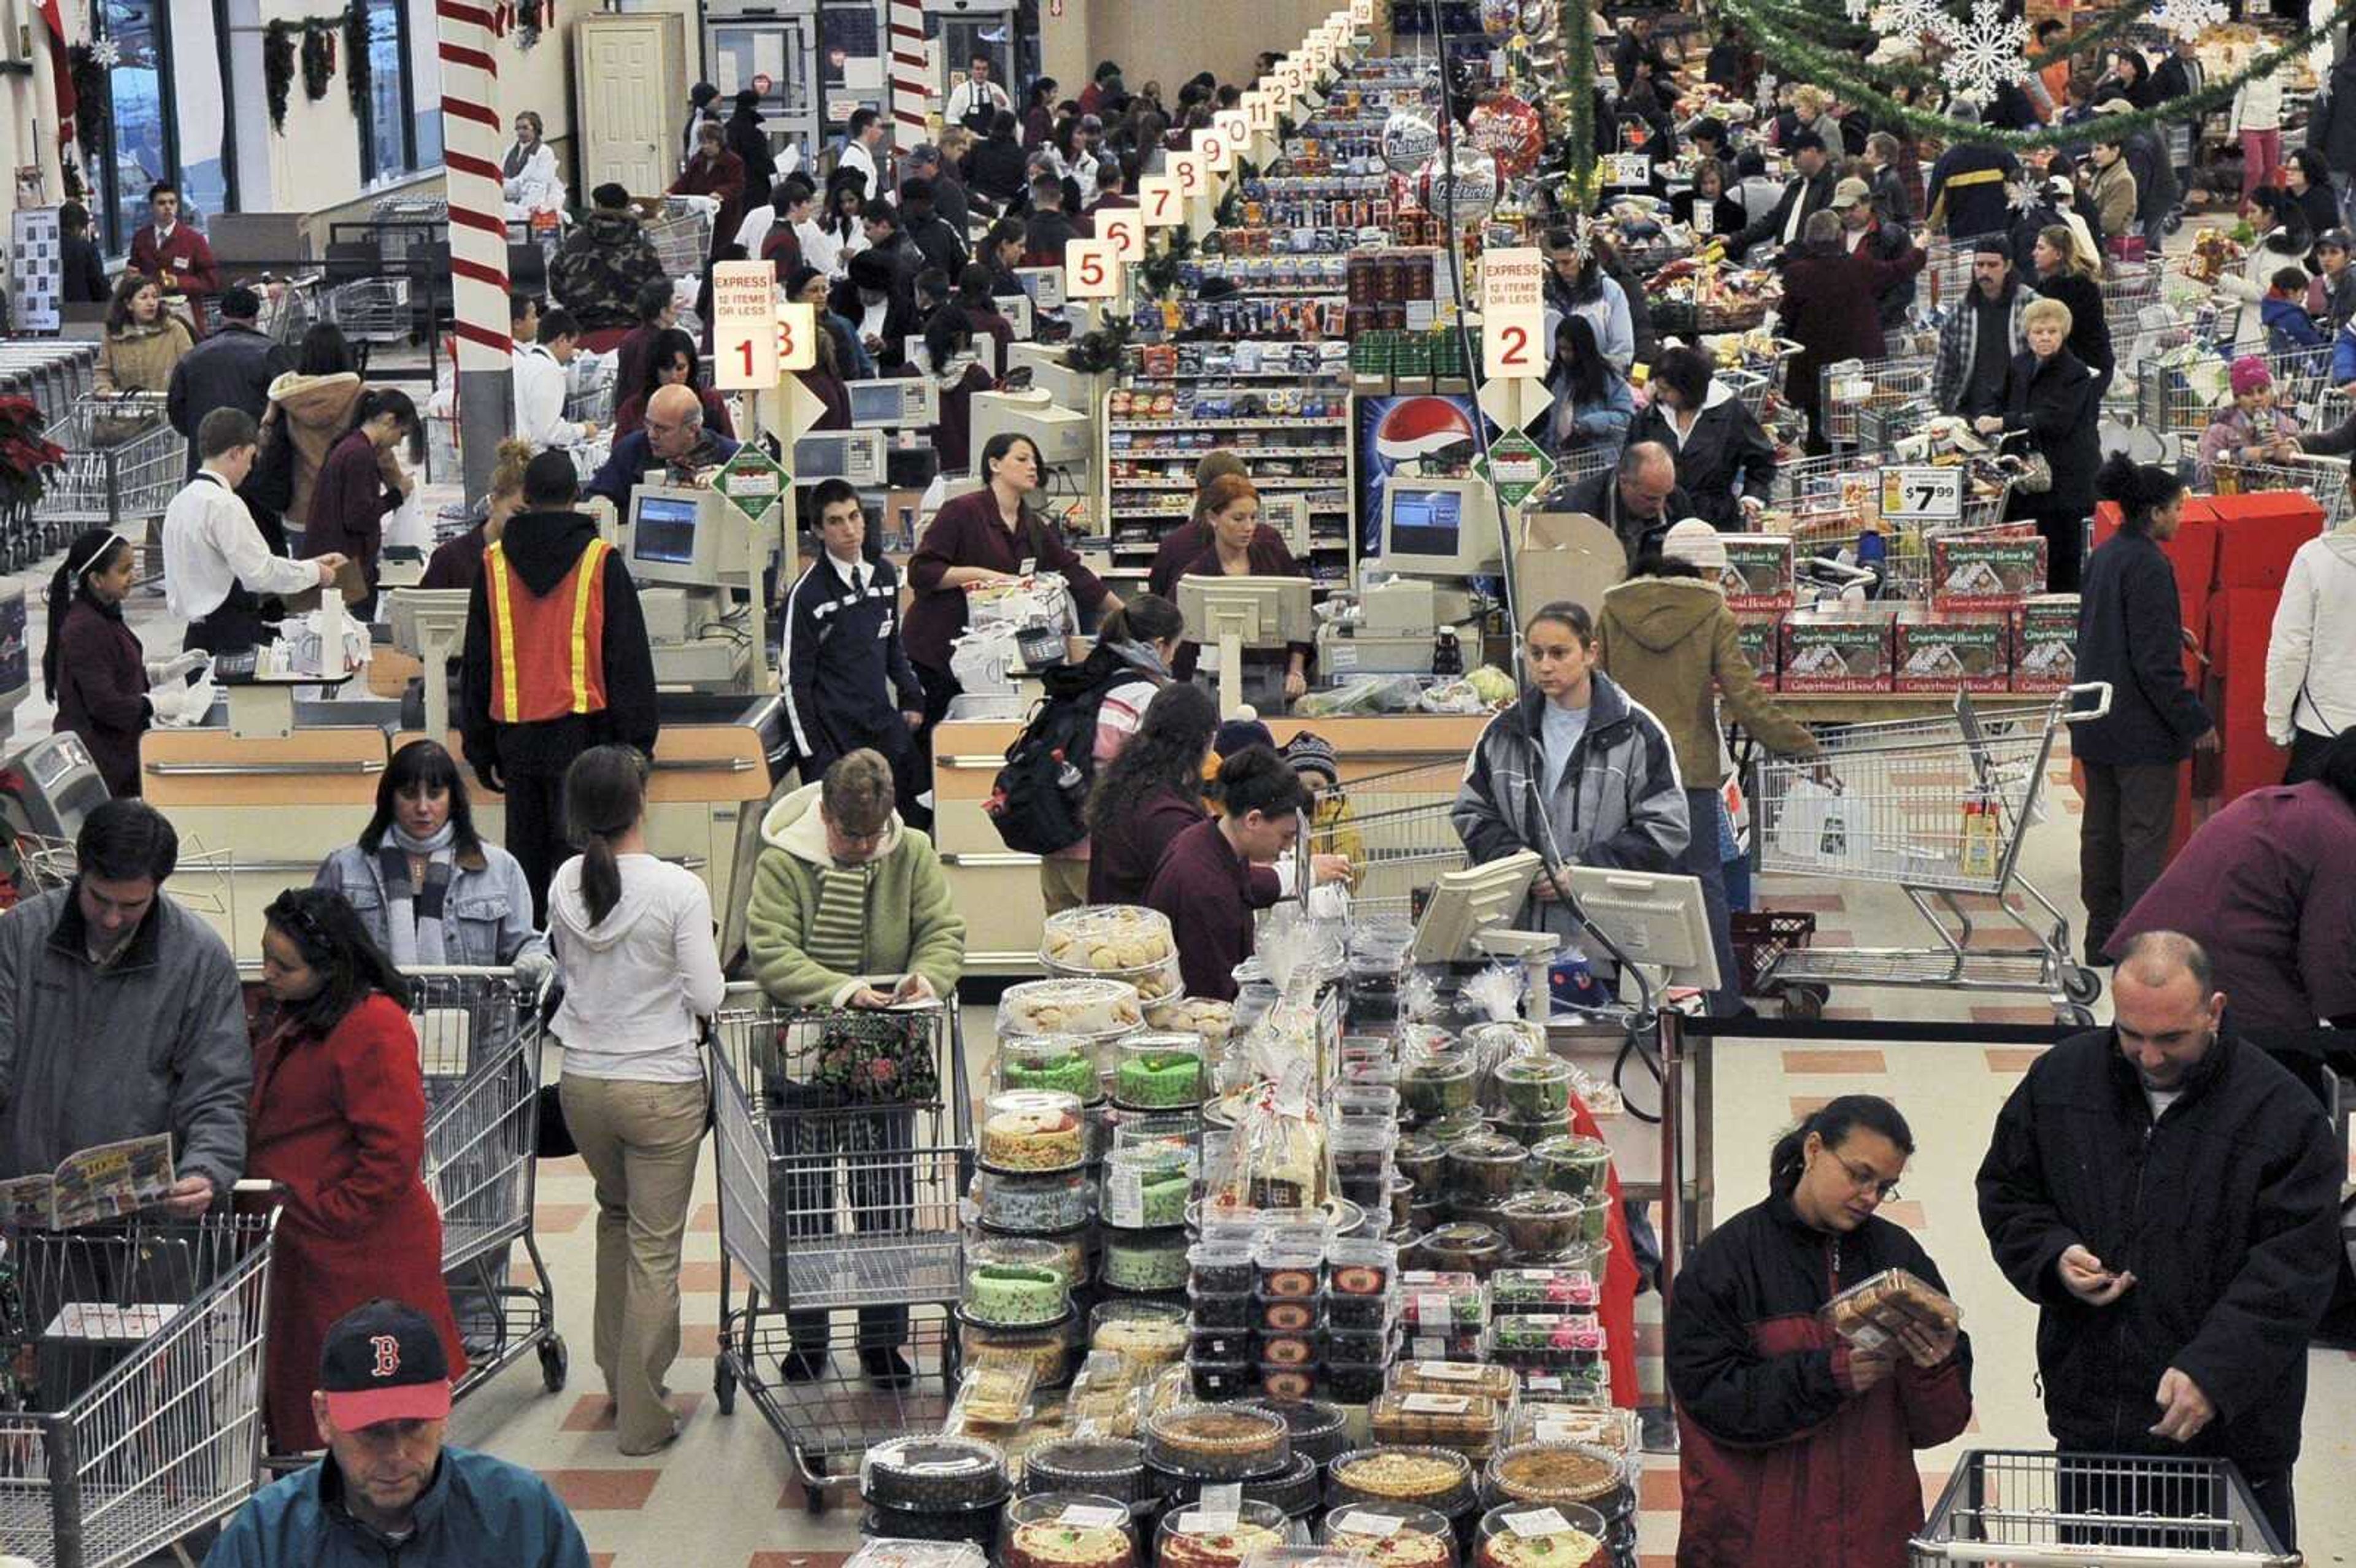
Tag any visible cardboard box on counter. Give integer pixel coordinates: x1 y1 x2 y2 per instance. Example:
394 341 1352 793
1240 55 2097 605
1930 533 2046 611
1780 608 1896 691
1895 610 2012 693
1720 534 1796 611
1516 512 1627 619
2011 594 2079 692
1735 615 1781 690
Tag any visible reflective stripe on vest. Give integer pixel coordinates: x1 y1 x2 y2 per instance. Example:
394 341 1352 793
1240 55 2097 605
486 536 611 724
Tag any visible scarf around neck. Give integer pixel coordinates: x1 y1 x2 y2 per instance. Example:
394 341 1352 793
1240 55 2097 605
379 821 458 967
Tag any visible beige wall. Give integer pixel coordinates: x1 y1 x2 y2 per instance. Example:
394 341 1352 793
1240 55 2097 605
1044 0 1342 104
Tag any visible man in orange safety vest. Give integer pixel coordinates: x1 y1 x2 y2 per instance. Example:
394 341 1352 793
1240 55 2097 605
461 450 659 920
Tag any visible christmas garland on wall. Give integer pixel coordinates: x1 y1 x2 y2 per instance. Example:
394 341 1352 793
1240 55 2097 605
300 17 337 101
344 4 371 118
261 10 366 133
264 21 298 129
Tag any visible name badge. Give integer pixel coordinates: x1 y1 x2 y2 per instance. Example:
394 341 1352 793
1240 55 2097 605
1019 556 1037 577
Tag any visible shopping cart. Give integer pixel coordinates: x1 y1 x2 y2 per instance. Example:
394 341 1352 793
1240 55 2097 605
1326 758 1473 921
0 1212 278 1568
1911 1450 2295 1566
325 277 414 360
2139 340 2339 447
1923 239 1977 313
31 395 184 571
2208 452 2355 526
1766 452 2018 601
647 198 715 278
1820 355 1935 450
1750 685 2113 1022
407 967 566 1401
565 358 618 428
707 988 969 1512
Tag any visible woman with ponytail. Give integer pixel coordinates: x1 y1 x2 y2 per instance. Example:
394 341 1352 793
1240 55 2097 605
548 744 726 1456
2073 455 2216 963
1039 592 1187 914
1666 1094 1972 1567
46 528 205 797
249 887 464 1453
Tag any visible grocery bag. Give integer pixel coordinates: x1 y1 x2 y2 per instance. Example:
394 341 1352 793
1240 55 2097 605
1771 775 1857 867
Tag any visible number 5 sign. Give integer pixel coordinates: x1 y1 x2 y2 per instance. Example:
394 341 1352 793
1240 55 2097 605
1097 208 1145 261
1064 237 1120 299
710 261 779 391
1479 246 1547 382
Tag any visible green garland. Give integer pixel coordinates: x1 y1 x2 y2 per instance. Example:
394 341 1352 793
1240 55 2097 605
1716 0 2356 153
1560 0 1600 208
344 4 371 120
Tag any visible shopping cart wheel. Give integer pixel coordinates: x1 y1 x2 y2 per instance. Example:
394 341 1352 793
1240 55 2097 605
538 1335 568 1393
2058 1003 2098 1028
1777 983 1828 1021
2061 966 2103 1006
713 1358 737 1415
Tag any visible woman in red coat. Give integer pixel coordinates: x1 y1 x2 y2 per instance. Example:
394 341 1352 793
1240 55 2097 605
670 120 749 264
1777 207 1925 453
250 887 465 1453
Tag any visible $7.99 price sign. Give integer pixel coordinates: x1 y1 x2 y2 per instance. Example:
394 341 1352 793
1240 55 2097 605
1878 466 1963 522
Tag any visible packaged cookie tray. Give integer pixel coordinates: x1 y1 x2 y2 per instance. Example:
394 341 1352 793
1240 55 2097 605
860 1434 1013 1512
1506 1405 1639 1457
1387 1359 1517 1404
1049 953 1184 1005
1368 1389 1506 1452
1487 1315 1607 1372
1819 1267 1961 1351
999 977 1147 1041
1042 904 1177 970
1397 1272 1487 1331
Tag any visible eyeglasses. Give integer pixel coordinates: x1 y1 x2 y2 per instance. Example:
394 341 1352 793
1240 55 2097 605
1834 1155 1902 1203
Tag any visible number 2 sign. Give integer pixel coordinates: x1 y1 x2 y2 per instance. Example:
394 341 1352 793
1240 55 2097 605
1064 237 1120 299
1479 246 1546 383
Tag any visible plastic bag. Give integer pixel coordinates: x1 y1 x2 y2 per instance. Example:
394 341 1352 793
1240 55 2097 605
1204 1085 1331 1215
967 573 1077 636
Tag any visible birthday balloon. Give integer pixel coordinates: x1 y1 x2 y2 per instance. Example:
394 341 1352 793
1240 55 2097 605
1382 110 1442 174
1480 0 1519 34
1417 145 1501 221
1469 93 1544 176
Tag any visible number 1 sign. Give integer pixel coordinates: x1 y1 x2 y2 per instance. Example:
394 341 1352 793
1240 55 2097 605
710 261 779 391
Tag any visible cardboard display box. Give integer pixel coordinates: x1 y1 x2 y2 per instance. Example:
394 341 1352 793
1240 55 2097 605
1734 615 1780 690
1930 534 2047 611
1780 609 1896 691
2010 594 2080 692
1895 611 2012 693
1720 534 1795 612
1516 512 1627 620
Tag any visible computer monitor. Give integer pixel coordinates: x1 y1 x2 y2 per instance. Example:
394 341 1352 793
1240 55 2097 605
793 429 887 487
1015 266 1065 310
849 378 941 429
625 485 730 591
1412 851 1542 964
972 389 1092 468
1562 866 1722 993
995 293 1035 338
388 588 475 739
1380 476 1504 577
1176 574 1316 717
886 445 941 490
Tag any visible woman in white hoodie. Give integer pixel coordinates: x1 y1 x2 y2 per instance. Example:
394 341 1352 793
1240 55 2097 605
2264 475 2356 782
549 745 726 1455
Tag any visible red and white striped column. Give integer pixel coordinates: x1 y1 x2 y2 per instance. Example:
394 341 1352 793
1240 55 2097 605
888 0 930 157
436 0 515 500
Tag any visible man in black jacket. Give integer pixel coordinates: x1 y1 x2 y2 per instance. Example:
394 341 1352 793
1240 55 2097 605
1560 442 1693 565
1927 109 2022 240
1731 133 1838 260
167 285 293 477
898 178 969 281
460 452 659 920
1977 931 2339 1550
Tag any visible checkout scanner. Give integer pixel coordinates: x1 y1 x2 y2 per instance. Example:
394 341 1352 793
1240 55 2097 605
625 484 764 693
1314 475 1498 677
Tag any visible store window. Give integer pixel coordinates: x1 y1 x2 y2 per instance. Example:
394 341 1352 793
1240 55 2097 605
358 0 418 183
98 0 173 253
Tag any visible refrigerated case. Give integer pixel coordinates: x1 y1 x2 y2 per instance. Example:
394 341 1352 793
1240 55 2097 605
704 0 824 175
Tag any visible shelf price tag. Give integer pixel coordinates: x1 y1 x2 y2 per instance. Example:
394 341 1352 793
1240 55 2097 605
1139 175 1184 228
709 261 779 391
1879 465 1964 522
1064 237 1120 300
1480 245 1546 382
775 301 815 372
1097 207 1145 261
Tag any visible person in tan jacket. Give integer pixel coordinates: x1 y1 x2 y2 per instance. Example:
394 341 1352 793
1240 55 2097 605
1597 518 1819 1016
261 324 406 548
96 272 194 395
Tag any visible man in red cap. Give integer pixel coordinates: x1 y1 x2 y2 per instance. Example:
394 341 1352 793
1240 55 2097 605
204 1299 591 1566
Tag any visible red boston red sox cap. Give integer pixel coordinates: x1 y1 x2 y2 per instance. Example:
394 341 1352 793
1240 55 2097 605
318 1298 452 1429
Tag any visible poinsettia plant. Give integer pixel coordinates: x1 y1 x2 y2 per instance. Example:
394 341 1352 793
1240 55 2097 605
0 399 64 512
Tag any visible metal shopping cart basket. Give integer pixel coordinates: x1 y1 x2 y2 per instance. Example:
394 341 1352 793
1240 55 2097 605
408 967 566 1402
1766 453 2018 601
0 1212 278 1568
565 358 618 428
31 396 183 571
325 277 414 357
1820 355 1936 450
1750 684 2114 1022
1923 239 1978 313
707 987 970 1511
2209 453 2355 527
1911 1450 2296 1566
1323 758 1473 922
647 198 715 279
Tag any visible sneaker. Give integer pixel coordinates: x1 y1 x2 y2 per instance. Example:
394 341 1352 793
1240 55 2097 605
860 1346 914 1388
779 1350 828 1383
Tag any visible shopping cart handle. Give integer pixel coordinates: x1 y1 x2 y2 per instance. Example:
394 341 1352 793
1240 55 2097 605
2062 682 2114 721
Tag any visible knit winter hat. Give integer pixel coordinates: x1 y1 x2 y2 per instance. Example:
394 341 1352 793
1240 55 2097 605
1661 518 1730 573
1281 731 1340 786
1214 718 1275 758
2229 356 2273 398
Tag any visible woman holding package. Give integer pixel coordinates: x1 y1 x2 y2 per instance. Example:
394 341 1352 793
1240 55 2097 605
1669 1096 1971 1567
303 386 424 618
249 888 466 1453
1977 296 2101 591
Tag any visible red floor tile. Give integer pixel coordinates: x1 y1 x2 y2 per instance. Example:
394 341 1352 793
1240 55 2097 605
1972 1005 2060 1024
690 1203 720 1233
1985 1047 2047 1073
591 1556 615 1568
1759 892 1849 912
680 1259 725 1293
542 1156 590 1180
541 1469 662 1510
1782 1048 1888 1074
1921 1469 1952 1510
559 1392 706 1433
1639 1467 1682 1511
536 1203 593 1236
680 1323 722 1358
1807 929 1857 948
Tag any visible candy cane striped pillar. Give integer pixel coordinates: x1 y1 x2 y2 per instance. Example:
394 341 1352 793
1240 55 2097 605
888 0 928 156
437 0 515 501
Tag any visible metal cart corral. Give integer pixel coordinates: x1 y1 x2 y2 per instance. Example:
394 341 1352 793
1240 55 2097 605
31 396 184 571
707 987 971 1510
408 967 567 1401
1911 1450 2296 1566
1751 685 2113 1023
0 1212 278 1568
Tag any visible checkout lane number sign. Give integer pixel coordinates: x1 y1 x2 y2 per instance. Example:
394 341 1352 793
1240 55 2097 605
1480 246 1546 382
1879 466 1965 523
710 261 779 391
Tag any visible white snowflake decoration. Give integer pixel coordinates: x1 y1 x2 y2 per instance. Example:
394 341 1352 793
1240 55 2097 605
1845 0 1871 23
1870 0 1950 43
89 36 120 66
2148 0 2226 43
1932 0 2031 107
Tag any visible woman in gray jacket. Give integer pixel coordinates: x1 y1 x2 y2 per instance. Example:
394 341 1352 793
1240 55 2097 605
315 739 552 983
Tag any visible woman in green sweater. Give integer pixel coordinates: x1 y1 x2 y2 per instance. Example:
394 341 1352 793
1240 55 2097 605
744 748 966 1385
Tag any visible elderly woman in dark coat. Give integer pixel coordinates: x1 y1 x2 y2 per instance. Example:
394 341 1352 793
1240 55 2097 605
1778 209 1925 453
1976 295 2103 592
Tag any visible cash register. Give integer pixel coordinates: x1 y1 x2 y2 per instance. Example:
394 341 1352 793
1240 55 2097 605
1317 476 1498 676
625 485 764 692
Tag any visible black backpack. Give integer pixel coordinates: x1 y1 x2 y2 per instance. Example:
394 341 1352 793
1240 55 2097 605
983 645 1139 855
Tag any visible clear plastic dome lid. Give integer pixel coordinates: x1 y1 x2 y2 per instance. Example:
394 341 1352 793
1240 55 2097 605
1001 1493 1139 1568
1471 1503 1609 1568
1154 1498 1293 1568
998 977 1145 1040
1112 1032 1208 1110
1102 1143 1196 1229
1142 1402 1291 1481
859 1434 1010 1511
844 1541 992 1568
1321 1501 1459 1568
1042 904 1176 970
1483 1442 1629 1510
1324 1446 1478 1514
979 1090 1090 1174
996 1036 1109 1102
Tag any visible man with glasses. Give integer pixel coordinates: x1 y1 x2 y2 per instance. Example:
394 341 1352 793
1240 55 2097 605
583 382 741 510
1979 930 2338 1550
0 800 249 1218
1668 1093 1972 1565
1557 440 1693 566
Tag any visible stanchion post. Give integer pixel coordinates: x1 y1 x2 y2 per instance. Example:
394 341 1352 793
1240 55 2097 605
436 0 515 501
1657 1004 1684 1315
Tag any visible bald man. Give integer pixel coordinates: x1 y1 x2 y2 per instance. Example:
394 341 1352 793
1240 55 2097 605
1559 440 1695 565
583 380 742 509
1977 930 2339 1550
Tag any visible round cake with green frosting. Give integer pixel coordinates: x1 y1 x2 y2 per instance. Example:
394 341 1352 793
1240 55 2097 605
964 1262 1069 1326
1114 1047 1204 1109
1002 1045 1102 1101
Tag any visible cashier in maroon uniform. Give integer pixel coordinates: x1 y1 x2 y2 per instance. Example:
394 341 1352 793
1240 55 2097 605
1666 1095 1973 1568
129 182 221 323
1144 745 1306 1001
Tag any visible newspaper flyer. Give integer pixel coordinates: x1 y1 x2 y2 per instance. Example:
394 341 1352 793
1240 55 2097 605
0 1134 178 1230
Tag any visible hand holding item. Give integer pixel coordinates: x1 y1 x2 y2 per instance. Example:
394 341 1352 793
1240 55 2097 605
2057 1243 2136 1306
145 650 209 685
1285 667 1308 700
892 973 937 1004
849 986 897 1009
2149 1367 2215 1443
1974 415 2005 436
1890 1318 1959 1368
903 710 925 731
1310 853 1352 886
1844 1347 1897 1393
313 551 351 586
160 1174 216 1218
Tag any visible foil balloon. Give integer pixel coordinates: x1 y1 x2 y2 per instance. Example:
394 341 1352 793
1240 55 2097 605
1381 110 1441 174
1519 0 1555 36
1479 0 1519 34
1469 93 1544 177
1416 145 1500 222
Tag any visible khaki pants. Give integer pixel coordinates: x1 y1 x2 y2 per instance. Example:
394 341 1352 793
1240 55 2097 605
1040 856 1090 917
559 1074 706 1453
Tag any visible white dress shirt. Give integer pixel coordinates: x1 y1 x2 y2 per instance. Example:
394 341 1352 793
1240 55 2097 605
163 471 321 622
734 202 778 259
512 343 588 450
947 78 1012 129
837 139 880 200
797 218 842 279
502 142 564 213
